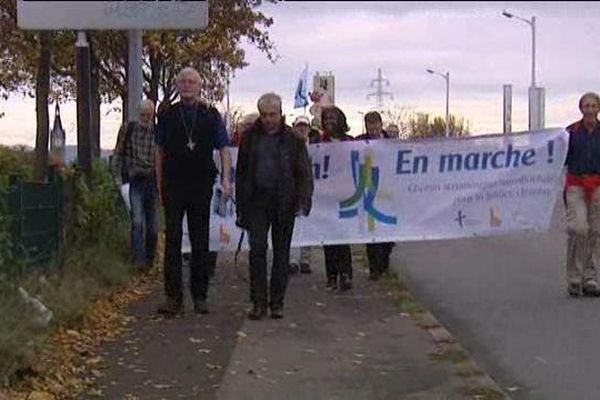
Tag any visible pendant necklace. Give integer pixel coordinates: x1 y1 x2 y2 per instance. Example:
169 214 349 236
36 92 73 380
179 102 198 151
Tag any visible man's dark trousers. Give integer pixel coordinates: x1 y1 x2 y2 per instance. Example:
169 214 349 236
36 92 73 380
248 193 295 310
324 245 352 280
366 242 394 275
163 187 213 303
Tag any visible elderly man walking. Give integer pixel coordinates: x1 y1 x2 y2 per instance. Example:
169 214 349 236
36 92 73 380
112 99 158 271
155 67 232 317
236 93 314 320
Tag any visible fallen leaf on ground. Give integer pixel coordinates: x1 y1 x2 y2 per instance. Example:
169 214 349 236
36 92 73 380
27 391 55 400
87 388 103 397
152 383 174 390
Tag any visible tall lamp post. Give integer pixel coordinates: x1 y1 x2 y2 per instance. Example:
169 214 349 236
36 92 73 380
502 10 543 131
502 10 536 88
426 69 450 137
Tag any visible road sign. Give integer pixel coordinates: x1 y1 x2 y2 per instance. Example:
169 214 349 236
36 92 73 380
17 0 209 30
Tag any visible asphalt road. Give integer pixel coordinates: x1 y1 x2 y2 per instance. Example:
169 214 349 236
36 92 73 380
393 202 600 400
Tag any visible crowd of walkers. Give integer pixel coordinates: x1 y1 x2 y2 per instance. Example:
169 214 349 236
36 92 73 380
112 67 600 321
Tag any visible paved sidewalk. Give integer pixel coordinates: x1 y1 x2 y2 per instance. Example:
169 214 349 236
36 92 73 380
216 250 468 400
83 248 500 400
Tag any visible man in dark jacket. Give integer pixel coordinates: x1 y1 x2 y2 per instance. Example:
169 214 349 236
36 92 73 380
236 93 314 320
155 67 232 317
355 111 395 281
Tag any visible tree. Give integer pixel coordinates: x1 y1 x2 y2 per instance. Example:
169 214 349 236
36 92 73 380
382 104 471 139
0 1 75 180
381 104 416 139
408 113 471 138
89 1 276 121
0 0 276 176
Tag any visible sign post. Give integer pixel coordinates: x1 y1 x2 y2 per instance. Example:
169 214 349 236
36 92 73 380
75 31 92 178
127 30 143 122
17 0 209 177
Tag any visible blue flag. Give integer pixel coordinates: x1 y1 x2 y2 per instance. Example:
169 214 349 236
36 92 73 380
294 64 309 109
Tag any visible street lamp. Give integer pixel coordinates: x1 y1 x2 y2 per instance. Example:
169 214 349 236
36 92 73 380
502 10 541 130
426 69 450 137
501 10 536 88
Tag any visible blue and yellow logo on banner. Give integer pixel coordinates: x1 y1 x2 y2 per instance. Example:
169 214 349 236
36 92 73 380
338 150 397 231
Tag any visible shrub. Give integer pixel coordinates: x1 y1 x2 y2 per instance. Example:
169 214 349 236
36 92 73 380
0 159 132 384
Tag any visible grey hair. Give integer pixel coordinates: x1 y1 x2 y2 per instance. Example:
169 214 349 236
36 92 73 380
257 93 282 113
176 67 201 84
579 92 600 110
138 99 155 112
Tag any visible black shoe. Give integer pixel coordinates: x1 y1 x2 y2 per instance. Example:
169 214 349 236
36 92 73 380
568 282 582 297
326 276 338 290
583 279 600 297
339 274 353 291
193 299 209 314
157 298 183 317
270 307 284 319
247 304 267 320
289 263 300 275
300 263 312 274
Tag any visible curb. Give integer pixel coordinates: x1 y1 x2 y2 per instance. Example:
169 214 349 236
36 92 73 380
412 310 510 399
350 245 510 400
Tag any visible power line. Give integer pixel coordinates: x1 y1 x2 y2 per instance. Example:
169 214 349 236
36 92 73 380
367 67 393 110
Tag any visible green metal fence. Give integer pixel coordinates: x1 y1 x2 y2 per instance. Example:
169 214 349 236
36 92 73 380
6 169 62 268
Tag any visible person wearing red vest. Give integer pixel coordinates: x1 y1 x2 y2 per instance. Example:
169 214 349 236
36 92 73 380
564 92 600 297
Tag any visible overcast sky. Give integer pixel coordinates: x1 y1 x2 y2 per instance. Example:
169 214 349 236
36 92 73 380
0 1 599 148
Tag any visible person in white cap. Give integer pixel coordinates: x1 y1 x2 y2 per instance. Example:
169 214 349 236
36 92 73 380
289 115 318 275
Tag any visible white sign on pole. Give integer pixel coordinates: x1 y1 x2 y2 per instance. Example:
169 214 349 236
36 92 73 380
17 0 209 30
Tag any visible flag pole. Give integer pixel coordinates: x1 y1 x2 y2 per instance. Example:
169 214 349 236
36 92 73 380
304 62 308 117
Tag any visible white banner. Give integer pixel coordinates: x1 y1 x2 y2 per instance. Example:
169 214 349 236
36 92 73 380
187 129 569 252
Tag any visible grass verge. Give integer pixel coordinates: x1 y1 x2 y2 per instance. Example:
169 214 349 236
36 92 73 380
0 161 136 389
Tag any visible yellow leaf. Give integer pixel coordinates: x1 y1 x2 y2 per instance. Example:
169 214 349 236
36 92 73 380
27 391 55 400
